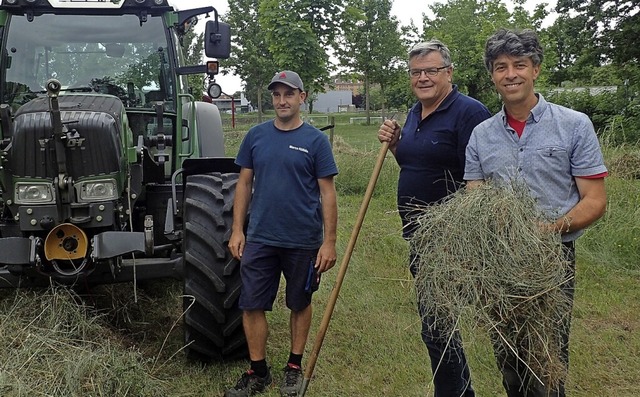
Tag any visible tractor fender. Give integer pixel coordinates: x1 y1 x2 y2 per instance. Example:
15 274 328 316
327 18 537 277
182 101 225 158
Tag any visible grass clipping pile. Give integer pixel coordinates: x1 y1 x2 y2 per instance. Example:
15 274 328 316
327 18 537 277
0 287 167 396
411 182 573 390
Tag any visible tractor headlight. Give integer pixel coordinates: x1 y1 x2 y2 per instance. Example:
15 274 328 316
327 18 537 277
76 179 118 202
15 182 55 204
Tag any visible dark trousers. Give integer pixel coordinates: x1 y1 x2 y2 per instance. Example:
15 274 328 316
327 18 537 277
495 242 576 397
410 252 475 397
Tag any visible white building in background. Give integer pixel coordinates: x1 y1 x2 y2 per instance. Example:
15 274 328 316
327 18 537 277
548 86 618 96
209 92 252 113
311 90 353 113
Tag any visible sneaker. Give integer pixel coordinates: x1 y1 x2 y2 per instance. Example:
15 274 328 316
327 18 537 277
280 363 303 397
224 369 273 397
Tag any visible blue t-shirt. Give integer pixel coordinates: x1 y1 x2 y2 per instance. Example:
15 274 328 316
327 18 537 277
396 86 491 238
235 121 338 249
464 94 607 242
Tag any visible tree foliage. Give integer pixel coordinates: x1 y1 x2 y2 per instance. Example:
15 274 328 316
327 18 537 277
220 0 274 118
212 0 639 140
543 0 640 142
555 0 640 66
258 0 334 111
221 0 340 114
336 0 405 121
549 0 640 96
182 29 205 98
421 0 548 111
287 0 343 48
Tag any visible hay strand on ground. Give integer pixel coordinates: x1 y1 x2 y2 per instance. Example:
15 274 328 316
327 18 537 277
0 287 167 396
411 181 573 391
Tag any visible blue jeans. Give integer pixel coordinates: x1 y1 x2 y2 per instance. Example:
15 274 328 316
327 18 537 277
410 252 476 397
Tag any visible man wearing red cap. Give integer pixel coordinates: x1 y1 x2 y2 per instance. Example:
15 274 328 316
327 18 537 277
226 70 338 397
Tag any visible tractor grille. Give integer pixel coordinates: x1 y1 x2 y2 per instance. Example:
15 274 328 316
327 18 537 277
10 95 124 179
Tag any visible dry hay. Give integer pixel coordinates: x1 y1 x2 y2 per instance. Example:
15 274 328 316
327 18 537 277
606 151 640 179
0 287 167 395
410 181 573 391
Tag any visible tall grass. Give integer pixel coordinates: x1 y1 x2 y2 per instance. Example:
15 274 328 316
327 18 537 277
578 137 640 270
0 120 638 396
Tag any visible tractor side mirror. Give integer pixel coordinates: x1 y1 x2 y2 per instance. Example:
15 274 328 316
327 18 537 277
204 20 231 59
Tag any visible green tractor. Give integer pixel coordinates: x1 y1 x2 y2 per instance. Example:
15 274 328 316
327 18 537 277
0 0 246 362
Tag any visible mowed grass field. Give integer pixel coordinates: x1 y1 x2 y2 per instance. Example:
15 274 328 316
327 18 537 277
0 114 639 396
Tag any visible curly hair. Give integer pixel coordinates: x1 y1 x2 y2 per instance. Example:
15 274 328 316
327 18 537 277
484 28 543 72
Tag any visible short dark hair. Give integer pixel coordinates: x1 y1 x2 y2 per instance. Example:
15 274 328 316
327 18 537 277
484 28 543 72
409 39 452 67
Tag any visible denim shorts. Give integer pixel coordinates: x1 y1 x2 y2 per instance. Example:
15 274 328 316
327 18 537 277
238 242 320 312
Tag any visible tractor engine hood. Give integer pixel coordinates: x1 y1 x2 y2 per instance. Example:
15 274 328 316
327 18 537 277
10 94 126 182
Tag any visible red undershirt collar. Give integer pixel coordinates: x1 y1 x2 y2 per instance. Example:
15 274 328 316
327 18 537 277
506 112 527 137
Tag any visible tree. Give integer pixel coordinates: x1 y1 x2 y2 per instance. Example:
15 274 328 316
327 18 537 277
288 0 343 48
550 0 639 90
555 0 640 66
545 13 602 85
259 0 336 113
182 29 205 99
384 68 414 110
89 43 160 94
336 0 405 124
422 0 547 110
221 0 274 121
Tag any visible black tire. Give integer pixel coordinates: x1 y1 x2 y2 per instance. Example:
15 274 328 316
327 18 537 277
182 172 247 362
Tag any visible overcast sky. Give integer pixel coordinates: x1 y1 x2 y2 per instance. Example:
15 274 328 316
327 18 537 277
169 0 434 20
169 0 556 93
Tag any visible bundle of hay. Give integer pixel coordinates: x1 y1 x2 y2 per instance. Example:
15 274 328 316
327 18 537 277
411 181 573 390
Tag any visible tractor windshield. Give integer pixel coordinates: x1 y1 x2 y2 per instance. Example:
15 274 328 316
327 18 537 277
2 13 175 112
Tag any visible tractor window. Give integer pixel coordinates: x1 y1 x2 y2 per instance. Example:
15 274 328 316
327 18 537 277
2 14 175 112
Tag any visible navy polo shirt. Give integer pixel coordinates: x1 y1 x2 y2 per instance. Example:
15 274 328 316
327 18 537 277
396 85 491 238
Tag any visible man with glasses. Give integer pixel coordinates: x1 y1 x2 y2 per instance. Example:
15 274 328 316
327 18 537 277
378 40 491 396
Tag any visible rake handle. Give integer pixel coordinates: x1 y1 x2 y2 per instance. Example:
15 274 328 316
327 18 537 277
300 141 390 396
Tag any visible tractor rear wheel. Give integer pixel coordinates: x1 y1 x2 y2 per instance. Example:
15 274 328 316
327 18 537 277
182 172 247 362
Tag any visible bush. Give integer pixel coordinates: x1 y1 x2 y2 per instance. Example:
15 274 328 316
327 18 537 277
542 88 640 144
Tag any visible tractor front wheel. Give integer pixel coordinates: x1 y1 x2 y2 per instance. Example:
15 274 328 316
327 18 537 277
182 173 247 362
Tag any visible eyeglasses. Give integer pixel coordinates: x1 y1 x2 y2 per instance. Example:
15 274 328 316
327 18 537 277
408 66 450 78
